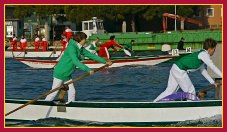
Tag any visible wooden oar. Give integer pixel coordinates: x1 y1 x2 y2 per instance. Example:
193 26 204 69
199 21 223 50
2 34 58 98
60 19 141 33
23 41 32 58
5 64 109 116
49 42 59 57
197 83 222 98
11 49 15 59
9 40 15 58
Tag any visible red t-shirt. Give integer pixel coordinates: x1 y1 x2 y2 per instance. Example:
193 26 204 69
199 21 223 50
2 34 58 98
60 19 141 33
101 40 123 49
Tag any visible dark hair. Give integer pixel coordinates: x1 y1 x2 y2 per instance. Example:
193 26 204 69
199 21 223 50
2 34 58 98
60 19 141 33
203 38 217 50
74 32 87 43
110 35 115 40
131 40 135 43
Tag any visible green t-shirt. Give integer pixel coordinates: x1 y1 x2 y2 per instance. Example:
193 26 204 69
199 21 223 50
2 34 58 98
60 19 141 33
175 50 204 71
89 42 96 50
124 42 132 50
54 39 106 80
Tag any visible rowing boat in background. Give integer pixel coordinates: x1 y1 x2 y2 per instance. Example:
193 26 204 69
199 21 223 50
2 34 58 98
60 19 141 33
5 50 61 58
16 55 176 69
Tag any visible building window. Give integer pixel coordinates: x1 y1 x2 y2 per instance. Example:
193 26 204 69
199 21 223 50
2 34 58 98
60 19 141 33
89 22 93 30
206 8 214 17
84 22 88 30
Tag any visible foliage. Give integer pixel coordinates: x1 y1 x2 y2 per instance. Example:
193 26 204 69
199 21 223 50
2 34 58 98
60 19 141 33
10 5 206 32
13 5 34 19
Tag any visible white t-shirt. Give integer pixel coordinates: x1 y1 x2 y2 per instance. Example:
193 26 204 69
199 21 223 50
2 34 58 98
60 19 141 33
198 51 222 84
187 50 222 84
35 37 40 42
13 37 17 41
65 28 72 32
20 38 27 43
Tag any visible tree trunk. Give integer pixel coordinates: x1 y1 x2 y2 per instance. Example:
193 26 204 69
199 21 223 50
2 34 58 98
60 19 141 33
131 19 135 32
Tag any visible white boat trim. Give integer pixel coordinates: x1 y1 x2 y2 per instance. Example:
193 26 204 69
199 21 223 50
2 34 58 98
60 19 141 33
5 51 61 58
16 55 176 69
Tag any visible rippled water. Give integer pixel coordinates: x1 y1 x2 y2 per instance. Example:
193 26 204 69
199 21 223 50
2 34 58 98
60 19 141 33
5 56 222 127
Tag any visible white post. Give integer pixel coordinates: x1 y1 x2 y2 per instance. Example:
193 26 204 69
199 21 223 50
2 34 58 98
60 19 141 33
44 22 49 41
181 20 184 30
122 21 126 33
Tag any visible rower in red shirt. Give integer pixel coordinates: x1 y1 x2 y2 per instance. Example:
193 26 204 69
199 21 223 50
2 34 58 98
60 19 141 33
19 35 27 51
10 34 18 51
60 34 67 52
41 35 47 51
63 26 72 42
34 34 40 51
98 35 124 59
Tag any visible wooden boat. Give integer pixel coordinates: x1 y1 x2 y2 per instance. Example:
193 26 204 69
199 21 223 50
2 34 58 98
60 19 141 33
5 98 222 126
15 55 176 69
5 50 62 58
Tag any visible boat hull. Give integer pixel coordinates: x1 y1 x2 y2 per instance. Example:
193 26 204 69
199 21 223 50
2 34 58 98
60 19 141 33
5 99 222 125
16 55 176 69
5 51 61 58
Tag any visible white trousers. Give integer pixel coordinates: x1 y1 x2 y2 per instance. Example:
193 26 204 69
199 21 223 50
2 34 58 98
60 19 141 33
153 64 195 102
104 47 110 59
45 77 76 102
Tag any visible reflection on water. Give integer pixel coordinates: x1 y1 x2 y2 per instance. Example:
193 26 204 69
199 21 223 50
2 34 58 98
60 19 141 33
5 57 220 127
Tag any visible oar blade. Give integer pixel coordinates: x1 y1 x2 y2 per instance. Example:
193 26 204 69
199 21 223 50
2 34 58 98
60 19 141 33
123 49 131 56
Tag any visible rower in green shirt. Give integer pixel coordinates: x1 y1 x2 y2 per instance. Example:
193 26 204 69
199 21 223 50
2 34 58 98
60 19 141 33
154 38 222 102
124 40 135 53
45 32 112 103
85 37 100 55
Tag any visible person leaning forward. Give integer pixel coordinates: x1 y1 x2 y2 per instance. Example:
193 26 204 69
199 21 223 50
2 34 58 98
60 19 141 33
154 38 222 102
45 32 112 103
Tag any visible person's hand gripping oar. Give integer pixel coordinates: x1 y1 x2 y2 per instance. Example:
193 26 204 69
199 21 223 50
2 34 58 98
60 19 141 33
197 82 222 99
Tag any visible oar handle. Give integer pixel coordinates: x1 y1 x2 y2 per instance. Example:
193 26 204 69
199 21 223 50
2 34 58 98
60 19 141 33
198 83 222 93
5 86 63 116
49 42 60 57
64 64 109 85
5 64 109 117
10 41 15 58
198 86 215 93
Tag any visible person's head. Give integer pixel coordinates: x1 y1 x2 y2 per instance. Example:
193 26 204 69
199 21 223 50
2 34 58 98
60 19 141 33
13 34 16 37
203 38 217 56
74 32 87 46
110 35 115 40
131 40 135 44
35 34 38 37
65 26 71 29
21 35 24 39
181 37 185 41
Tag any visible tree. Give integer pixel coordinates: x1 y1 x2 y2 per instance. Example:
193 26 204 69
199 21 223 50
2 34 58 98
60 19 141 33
113 5 148 32
13 5 34 19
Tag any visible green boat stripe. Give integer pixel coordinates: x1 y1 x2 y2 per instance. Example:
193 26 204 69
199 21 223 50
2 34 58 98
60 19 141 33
6 99 222 108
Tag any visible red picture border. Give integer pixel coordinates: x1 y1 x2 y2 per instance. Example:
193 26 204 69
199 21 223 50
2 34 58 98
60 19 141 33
1 0 225 131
